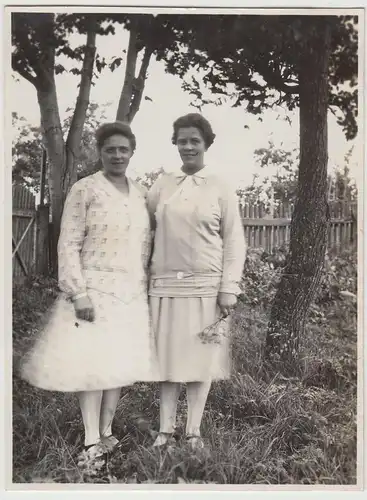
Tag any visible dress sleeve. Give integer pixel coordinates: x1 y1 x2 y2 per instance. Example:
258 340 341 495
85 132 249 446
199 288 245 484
219 182 247 295
146 174 165 231
57 181 89 300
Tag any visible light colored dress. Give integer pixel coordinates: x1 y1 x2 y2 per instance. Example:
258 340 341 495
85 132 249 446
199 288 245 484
21 171 159 392
147 167 246 382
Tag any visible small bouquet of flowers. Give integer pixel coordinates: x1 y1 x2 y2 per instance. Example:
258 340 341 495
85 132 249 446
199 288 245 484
197 316 228 345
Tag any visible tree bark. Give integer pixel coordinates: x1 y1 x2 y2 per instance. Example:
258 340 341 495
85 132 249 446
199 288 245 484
66 21 97 186
265 18 332 373
128 45 153 122
36 25 97 273
36 78 65 273
116 24 139 122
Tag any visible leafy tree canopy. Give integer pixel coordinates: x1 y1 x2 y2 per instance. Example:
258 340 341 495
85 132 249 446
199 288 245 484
156 14 358 140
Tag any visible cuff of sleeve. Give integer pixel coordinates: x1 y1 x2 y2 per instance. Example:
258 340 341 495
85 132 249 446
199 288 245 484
71 292 88 301
219 281 242 296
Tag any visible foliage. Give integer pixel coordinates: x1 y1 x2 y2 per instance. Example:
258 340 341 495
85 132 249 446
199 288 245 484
12 13 113 83
237 142 299 207
12 112 44 191
135 167 165 190
239 245 357 319
12 102 112 194
236 142 358 208
12 247 357 484
161 14 357 140
329 147 358 201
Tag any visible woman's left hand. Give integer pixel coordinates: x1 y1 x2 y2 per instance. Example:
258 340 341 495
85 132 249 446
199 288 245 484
217 292 237 318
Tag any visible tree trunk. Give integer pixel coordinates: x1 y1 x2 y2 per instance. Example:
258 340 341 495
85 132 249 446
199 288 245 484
66 21 97 180
37 79 66 273
265 19 331 373
128 45 153 122
37 25 97 273
116 25 139 122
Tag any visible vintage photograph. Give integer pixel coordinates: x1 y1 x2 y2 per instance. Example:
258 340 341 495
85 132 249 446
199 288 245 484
9 6 362 487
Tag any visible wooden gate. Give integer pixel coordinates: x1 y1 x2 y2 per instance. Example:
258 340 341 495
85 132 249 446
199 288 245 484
12 185 36 282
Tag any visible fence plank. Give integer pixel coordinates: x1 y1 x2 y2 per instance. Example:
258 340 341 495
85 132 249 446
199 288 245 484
242 218 290 227
241 199 356 252
12 185 36 282
35 205 50 275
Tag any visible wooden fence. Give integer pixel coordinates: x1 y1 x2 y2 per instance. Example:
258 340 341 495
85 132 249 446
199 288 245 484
241 199 357 252
12 185 50 283
12 182 357 281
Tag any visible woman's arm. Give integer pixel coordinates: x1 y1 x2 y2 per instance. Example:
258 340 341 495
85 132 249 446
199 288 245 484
219 183 247 296
57 181 89 301
146 174 166 232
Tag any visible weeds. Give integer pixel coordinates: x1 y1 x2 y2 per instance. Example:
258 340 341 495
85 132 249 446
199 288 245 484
12 247 358 484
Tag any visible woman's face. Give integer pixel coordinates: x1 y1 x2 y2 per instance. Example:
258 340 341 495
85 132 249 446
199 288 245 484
100 134 133 177
176 127 207 170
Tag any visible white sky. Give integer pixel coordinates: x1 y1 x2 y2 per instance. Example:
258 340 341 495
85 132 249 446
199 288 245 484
11 23 360 190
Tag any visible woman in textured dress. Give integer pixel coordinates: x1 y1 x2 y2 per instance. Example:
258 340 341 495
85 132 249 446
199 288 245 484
147 113 246 450
21 121 158 465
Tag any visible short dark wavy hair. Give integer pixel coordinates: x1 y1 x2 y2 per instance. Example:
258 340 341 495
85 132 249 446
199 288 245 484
171 113 216 149
95 121 136 152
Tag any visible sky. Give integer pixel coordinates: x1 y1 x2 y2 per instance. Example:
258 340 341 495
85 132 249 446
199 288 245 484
10 22 360 192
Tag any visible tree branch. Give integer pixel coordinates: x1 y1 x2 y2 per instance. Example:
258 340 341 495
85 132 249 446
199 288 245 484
128 45 153 123
66 21 97 157
257 59 300 94
12 63 38 87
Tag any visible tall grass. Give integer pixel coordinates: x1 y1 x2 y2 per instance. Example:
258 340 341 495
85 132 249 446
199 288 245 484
12 247 357 484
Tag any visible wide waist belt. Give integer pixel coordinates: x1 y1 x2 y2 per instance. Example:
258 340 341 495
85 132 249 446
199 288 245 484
148 273 222 297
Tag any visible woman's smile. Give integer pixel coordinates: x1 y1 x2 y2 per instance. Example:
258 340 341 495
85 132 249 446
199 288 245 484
176 127 207 170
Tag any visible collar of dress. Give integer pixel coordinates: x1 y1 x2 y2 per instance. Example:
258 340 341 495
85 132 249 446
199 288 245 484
174 166 209 186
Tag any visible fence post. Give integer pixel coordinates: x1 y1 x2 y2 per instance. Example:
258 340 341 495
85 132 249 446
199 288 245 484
35 204 50 275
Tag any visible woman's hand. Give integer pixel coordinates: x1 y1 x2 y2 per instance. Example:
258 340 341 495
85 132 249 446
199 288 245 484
73 295 95 322
217 292 237 318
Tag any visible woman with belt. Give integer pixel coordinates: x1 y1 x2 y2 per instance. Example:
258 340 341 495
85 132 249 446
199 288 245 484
147 113 246 450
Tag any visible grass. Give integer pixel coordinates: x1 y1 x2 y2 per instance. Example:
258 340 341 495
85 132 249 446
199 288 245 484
11 252 358 485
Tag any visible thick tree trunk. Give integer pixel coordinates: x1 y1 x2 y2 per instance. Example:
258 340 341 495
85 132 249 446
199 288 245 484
37 79 66 273
265 19 331 372
14 14 97 274
37 24 97 273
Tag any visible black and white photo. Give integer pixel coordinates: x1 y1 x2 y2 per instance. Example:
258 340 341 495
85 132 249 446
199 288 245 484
6 4 363 489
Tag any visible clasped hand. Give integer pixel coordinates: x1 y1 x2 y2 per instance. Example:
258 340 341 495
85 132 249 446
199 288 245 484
217 292 237 318
73 295 95 322
73 293 236 322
